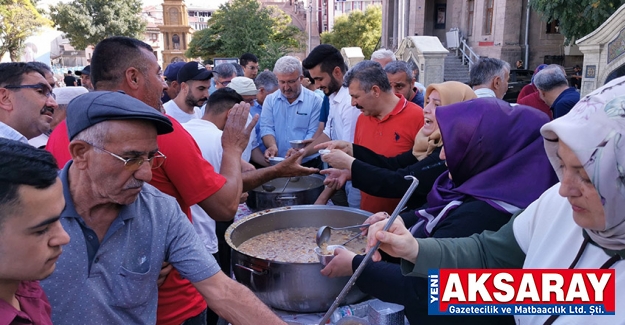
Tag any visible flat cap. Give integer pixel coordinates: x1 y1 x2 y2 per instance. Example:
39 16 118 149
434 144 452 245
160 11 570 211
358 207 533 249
66 91 173 140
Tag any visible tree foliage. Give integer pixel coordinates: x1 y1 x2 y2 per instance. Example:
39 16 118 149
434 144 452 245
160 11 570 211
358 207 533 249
49 0 146 50
186 0 303 70
530 0 625 44
320 6 382 59
0 0 51 61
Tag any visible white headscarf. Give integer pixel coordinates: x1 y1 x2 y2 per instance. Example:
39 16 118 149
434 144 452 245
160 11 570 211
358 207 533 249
541 76 625 250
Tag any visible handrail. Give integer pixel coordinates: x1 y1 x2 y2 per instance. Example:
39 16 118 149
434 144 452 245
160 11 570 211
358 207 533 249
457 38 480 70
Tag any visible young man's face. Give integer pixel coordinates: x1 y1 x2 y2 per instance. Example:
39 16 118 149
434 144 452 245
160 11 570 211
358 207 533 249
243 61 259 79
0 179 69 281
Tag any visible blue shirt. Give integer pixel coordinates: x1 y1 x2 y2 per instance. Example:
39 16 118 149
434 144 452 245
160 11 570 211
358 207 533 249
260 87 322 160
319 95 330 123
411 87 425 108
41 163 220 325
250 101 266 152
552 87 580 119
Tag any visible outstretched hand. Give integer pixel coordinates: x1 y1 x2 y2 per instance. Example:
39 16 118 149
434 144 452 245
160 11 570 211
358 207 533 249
314 140 353 156
274 149 319 177
320 168 350 190
222 103 256 152
320 247 356 278
320 149 355 170
366 217 419 263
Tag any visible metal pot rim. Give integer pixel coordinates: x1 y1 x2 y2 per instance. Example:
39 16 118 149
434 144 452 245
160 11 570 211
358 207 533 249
225 205 369 265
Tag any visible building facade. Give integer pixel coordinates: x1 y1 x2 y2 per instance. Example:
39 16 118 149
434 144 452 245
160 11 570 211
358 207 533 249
383 0 583 70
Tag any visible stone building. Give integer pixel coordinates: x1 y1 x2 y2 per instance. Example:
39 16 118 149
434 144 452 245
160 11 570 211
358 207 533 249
383 0 583 70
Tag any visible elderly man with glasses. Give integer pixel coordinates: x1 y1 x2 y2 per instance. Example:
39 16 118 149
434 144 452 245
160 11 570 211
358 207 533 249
212 63 237 89
0 62 58 143
40 90 286 325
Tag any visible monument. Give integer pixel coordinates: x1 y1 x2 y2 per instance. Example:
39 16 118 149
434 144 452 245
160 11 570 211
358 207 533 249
577 4 625 96
159 0 193 68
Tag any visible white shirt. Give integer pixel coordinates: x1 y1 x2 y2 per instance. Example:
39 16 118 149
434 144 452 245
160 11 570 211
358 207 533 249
163 100 201 123
182 119 224 254
513 184 625 325
28 133 49 148
323 86 361 142
0 121 28 143
473 88 497 98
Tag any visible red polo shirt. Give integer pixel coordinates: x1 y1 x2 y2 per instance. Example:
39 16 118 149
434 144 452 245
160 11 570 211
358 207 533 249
354 95 424 213
0 281 52 325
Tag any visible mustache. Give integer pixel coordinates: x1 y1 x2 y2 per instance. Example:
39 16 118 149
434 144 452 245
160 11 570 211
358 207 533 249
123 180 144 190
355 104 364 110
40 106 54 115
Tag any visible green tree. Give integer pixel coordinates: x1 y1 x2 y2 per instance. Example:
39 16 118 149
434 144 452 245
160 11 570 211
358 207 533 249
186 0 303 70
49 0 146 50
320 6 382 59
0 0 51 61
530 0 625 43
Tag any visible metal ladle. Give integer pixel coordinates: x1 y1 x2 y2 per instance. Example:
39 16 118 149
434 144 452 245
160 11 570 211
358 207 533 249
316 224 371 248
318 175 420 325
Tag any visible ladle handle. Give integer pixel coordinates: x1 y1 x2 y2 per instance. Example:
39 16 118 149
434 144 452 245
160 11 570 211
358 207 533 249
332 224 371 231
318 175 419 325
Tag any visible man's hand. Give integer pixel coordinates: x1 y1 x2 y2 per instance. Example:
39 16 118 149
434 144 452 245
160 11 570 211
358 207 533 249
314 140 353 156
157 262 173 287
285 139 315 158
321 149 355 170
367 217 419 263
222 102 256 152
320 247 356 278
273 149 319 177
320 168 350 190
264 145 278 161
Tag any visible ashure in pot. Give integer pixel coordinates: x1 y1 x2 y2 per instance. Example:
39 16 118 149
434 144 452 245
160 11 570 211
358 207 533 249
226 205 370 312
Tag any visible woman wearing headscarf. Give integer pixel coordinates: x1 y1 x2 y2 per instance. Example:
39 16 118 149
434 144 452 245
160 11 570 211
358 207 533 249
317 81 476 210
321 97 559 325
367 76 625 325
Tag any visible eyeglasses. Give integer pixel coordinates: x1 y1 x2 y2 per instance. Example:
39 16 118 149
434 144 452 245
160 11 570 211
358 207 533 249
4 83 56 99
216 80 232 87
87 143 167 171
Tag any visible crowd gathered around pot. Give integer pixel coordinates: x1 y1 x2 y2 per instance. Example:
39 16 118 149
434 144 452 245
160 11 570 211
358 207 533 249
0 36 623 325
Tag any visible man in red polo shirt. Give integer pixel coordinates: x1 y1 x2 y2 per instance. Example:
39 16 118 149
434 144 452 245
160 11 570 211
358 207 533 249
344 60 423 213
0 139 70 325
45 37 314 325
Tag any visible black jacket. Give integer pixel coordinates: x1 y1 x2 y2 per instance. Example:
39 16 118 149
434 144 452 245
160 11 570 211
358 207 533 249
351 145 447 210
352 199 515 325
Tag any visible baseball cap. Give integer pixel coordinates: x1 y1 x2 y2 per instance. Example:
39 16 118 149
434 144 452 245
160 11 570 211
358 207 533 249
66 91 173 140
53 87 89 105
76 65 91 76
177 61 213 83
163 62 185 81
227 77 258 95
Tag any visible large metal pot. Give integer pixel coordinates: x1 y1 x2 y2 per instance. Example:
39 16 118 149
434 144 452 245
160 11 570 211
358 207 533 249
246 175 325 211
226 205 370 312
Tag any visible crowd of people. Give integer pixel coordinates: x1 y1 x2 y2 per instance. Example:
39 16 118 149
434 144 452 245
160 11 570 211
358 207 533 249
0 35 622 325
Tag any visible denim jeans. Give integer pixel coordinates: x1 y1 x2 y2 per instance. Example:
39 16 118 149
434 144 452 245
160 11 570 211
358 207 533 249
180 308 207 325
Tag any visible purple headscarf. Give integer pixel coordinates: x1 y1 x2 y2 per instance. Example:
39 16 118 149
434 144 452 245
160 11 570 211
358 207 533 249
414 98 559 236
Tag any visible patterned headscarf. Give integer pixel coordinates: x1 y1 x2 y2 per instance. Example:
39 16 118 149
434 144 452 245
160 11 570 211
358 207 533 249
541 76 625 250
